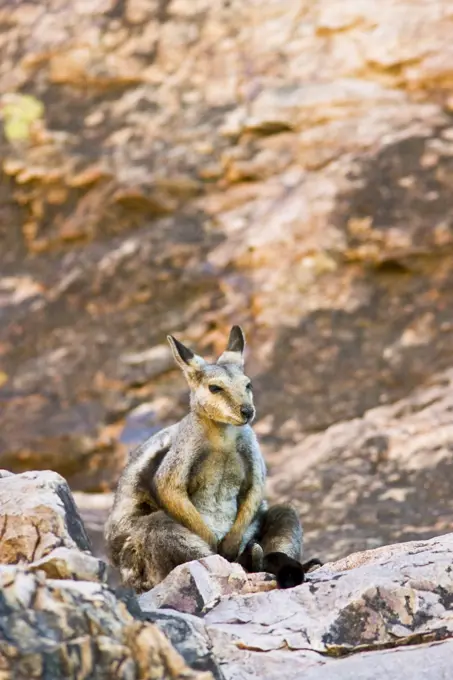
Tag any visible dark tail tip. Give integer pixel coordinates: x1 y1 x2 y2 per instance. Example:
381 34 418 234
263 552 305 589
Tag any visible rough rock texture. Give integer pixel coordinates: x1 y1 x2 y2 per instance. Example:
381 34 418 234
139 555 276 616
267 366 453 562
2 0 453 497
0 566 213 680
27 545 107 582
139 535 453 680
0 469 92 563
0 469 108 582
0 470 215 679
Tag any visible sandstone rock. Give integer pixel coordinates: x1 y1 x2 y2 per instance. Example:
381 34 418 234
0 470 91 562
0 470 109 586
28 546 107 582
0 565 213 680
138 555 276 616
2 2 453 640
1 0 453 501
299 641 453 680
139 533 453 680
267 367 453 562
144 609 224 680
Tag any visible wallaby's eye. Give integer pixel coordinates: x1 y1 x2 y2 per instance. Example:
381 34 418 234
209 385 223 394
246 382 253 391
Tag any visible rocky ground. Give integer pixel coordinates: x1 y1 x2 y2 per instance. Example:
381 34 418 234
1 469 452 679
2 0 453 577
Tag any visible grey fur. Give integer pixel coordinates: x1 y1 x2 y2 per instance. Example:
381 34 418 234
105 327 304 591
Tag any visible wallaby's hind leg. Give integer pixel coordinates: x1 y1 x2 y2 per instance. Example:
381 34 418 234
112 511 214 592
259 504 313 589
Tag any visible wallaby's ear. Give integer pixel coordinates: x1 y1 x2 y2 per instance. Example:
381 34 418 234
217 325 245 367
167 335 205 374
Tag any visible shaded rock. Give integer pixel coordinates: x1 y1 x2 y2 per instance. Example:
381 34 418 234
138 555 276 616
0 470 91 563
143 609 225 680
28 546 107 582
0 565 212 680
267 367 453 562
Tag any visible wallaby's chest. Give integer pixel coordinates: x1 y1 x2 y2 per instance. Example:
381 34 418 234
188 444 248 540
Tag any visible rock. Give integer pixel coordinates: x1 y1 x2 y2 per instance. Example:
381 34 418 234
28 546 107 582
299 641 453 680
0 565 213 680
0 470 109 585
1 0 453 501
2 6 453 654
0 470 107 581
0 470 91 562
143 609 224 680
267 367 453 562
138 555 276 616
0 470 218 678
139 533 453 679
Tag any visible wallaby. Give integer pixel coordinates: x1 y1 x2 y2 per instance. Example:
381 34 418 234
105 326 321 591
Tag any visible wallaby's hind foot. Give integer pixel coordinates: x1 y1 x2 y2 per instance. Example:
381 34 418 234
251 542 264 571
302 557 323 573
263 551 305 588
108 511 214 591
237 540 264 572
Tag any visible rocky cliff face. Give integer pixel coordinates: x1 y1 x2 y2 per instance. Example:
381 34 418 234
1 0 453 560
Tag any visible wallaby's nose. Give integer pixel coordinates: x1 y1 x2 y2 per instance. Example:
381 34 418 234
240 405 254 421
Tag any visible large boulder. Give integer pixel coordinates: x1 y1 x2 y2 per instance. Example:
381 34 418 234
139 534 453 680
0 470 216 679
0 566 213 680
0 469 91 560
0 469 107 581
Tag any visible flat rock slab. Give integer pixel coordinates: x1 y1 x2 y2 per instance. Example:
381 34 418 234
300 640 453 680
140 534 453 679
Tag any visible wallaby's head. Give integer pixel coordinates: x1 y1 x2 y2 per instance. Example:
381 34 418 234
167 326 255 426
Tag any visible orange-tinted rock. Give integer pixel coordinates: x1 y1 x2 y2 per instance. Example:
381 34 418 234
1 0 453 523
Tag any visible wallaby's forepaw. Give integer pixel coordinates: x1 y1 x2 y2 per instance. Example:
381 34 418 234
263 552 305 589
218 534 241 562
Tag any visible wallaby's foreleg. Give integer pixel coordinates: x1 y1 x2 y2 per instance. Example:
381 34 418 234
155 468 218 551
112 511 214 591
218 482 264 561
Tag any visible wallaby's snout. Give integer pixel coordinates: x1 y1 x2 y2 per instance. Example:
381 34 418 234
240 404 255 424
